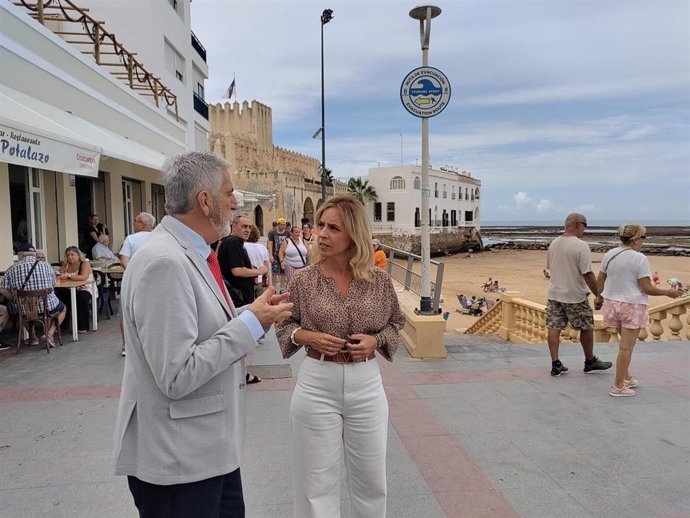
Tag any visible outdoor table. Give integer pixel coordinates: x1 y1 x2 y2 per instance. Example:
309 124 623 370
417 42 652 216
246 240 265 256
55 278 97 341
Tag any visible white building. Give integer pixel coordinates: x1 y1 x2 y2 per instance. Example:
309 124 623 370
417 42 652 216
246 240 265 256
366 165 481 234
0 0 208 268
75 0 210 151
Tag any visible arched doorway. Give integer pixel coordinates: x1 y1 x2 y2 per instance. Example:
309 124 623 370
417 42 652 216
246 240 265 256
303 197 315 224
316 198 324 212
254 205 264 235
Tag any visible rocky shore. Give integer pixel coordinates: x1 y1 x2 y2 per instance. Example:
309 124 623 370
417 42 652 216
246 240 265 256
481 226 690 256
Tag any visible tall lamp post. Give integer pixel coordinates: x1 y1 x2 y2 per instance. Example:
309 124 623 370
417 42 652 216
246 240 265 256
320 8 334 203
409 4 441 315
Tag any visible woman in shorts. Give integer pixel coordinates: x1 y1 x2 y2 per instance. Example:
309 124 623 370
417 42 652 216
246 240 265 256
595 224 681 397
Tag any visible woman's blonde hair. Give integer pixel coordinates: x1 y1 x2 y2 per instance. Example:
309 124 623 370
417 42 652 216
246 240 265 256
310 195 375 281
617 223 646 245
64 246 87 264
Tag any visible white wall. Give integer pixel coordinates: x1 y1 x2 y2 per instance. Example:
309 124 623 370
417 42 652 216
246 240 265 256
78 0 210 151
1 2 187 154
366 165 482 232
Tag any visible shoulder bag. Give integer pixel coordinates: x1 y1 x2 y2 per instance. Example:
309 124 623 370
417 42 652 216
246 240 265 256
289 238 307 267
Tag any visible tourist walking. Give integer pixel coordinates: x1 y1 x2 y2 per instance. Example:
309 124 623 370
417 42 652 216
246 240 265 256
279 225 309 287
276 195 405 518
596 224 681 396
267 218 290 292
546 213 612 376
113 152 292 518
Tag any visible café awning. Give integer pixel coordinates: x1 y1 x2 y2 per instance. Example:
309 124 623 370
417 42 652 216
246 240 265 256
0 84 167 177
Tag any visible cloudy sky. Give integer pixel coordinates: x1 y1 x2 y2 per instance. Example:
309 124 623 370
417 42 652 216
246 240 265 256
191 0 689 223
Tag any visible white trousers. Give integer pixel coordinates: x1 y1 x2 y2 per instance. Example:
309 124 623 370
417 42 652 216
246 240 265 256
291 356 388 518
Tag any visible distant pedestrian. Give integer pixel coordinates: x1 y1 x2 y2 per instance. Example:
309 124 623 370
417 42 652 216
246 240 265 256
546 213 612 376
279 225 309 287
118 212 156 356
267 218 290 292
372 238 387 270
596 224 681 397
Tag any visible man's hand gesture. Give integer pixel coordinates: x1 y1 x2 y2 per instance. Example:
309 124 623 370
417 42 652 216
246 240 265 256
248 287 293 327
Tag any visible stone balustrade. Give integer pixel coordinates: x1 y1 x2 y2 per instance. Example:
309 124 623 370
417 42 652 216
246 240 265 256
465 291 690 343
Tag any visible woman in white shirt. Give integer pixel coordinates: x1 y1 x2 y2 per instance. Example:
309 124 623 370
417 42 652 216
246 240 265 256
244 225 271 298
595 224 681 397
279 226 309 287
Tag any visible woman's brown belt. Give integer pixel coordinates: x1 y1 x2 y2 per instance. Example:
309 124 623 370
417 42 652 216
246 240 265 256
306 347 376 364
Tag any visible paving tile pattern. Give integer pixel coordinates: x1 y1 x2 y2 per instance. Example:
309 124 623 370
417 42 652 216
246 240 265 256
0 319 688 517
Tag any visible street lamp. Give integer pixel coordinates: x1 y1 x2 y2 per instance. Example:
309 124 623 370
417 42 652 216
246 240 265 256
320 8 333 204
409 4 441 315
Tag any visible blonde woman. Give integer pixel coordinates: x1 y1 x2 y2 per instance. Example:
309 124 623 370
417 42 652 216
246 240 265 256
276 195 405 518
56 246 96 333
595 224 681 397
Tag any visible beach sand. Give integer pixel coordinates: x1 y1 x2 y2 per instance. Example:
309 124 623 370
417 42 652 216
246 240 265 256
435 249 689 333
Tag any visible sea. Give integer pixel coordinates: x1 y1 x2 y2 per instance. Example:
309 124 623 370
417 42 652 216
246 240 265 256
480 220 689 253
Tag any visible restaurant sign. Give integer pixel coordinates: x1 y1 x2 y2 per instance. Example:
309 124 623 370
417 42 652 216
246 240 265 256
0 123 100 177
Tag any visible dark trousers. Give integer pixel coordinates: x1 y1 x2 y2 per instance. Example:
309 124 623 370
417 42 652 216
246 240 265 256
55 288 91 331
127 469 245 518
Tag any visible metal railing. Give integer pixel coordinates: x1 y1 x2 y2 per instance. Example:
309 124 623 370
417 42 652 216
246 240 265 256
15 0 179 120
191 31 206 62
193 92 208 119
381 244 445 313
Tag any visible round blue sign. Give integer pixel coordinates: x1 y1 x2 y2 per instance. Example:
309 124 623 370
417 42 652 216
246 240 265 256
400 66 451 118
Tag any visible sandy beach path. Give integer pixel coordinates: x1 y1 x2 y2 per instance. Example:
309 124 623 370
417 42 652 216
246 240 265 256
433 249 689 333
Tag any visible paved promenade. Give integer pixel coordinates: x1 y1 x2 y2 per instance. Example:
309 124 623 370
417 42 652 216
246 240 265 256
0 316 688 517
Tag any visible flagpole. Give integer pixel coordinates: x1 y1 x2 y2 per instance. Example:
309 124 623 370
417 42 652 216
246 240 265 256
233 73 236 102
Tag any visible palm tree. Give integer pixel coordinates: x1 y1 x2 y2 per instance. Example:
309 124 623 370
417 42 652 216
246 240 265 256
347 177 378 204
322 167 335 196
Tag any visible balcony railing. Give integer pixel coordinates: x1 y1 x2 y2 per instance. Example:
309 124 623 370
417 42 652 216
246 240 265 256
191 31 207 62
193 92 208 119
16 0 178 120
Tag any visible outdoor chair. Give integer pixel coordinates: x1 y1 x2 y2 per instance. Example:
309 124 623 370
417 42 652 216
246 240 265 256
106 263 124 299
14 288 63 354
94 271 112 319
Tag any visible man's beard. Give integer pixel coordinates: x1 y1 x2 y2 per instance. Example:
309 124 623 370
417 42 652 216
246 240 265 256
209 200 231 239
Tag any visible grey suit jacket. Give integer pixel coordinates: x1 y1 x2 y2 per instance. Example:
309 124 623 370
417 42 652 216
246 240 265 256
113 216 256 485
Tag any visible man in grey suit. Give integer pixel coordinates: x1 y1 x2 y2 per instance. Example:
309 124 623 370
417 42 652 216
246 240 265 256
113 152 292 518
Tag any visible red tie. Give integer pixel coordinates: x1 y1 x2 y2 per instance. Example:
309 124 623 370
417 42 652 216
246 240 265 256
207 249 231 307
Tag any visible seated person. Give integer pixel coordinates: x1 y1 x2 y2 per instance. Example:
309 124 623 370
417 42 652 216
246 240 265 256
91 234 118 262
0 304 11 350
457 294 468 308
55 246 96 334
0 243 66 348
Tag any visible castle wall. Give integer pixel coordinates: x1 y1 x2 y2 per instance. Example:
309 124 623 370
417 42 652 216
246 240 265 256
208 101 345 234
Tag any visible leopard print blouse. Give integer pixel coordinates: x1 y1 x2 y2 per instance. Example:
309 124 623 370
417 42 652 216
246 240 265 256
275 264 405 361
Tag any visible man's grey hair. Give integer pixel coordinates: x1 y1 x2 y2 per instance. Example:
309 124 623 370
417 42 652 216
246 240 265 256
138 212 156 229
163 152 230 216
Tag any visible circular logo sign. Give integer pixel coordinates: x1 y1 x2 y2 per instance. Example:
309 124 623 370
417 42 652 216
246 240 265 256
400 66 451 118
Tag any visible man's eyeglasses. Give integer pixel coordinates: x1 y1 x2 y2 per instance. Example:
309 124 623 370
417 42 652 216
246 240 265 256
577 221 588 228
